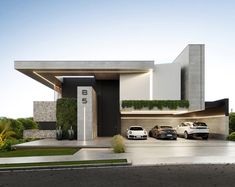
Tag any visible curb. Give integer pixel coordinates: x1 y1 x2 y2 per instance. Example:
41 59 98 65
0 160 132 171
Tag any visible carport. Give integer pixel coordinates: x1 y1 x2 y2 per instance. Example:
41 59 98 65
121 99 229 140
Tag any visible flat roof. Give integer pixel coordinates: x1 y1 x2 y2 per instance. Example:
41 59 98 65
15 60 154 91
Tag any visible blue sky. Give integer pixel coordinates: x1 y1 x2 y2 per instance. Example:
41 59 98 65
0 0 234 118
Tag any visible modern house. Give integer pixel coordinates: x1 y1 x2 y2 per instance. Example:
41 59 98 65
15 44 229 140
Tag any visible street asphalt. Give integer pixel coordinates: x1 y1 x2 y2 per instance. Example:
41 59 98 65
0 164 235 187
1 138 235 186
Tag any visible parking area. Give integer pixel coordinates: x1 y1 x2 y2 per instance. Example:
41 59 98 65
2 137 235 166
126 136 211 143
124 137 235 165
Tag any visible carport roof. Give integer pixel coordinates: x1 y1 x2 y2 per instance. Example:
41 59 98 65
14 60 154 91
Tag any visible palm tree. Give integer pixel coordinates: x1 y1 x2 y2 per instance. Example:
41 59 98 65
0 120 15 147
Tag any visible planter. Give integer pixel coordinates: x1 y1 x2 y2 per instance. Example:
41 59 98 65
68 126 74 140
122 107 188 111
56 126 63 140
121 100 189 111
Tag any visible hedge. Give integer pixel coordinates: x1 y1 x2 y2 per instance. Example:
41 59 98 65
17 118 38 130
229 113 235 133
227 132 235 141
121 100 189 110
56 98 77 139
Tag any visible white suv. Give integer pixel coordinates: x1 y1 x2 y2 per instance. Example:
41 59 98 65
176 121 209 140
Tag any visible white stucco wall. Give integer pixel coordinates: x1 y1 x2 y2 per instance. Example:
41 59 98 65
120 73 151 101
153 63 181 100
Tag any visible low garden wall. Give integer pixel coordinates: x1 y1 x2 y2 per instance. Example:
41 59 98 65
23 129 56 139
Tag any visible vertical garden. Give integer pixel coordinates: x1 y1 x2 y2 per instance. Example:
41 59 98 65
56 98 77 139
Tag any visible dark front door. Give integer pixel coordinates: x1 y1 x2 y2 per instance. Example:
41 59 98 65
96 80 120 136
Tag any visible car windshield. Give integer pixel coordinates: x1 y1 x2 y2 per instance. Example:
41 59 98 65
130 127 143 131
160 126 172 129
193 122 207 127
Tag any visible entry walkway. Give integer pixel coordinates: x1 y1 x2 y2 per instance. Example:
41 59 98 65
13 137 112 149
3 138 235 165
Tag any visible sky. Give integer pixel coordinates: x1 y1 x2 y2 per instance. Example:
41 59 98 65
0 0 234 118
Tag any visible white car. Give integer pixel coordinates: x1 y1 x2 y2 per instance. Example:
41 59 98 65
176 121 209 140
127 126 147 140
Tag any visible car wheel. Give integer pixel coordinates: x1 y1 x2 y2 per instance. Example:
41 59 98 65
149 131 152 137
184 131 189 139
174 138 177 140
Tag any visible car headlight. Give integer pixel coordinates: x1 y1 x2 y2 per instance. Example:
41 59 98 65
144 131 147 134
129 131 132 134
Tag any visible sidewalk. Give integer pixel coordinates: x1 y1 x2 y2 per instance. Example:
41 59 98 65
2 147 235 166
0 148 127 165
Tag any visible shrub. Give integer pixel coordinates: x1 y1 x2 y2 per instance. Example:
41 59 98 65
1 139 17 151
121 100 189 110
0 120 16 147
56 98 77 139
17 118 38 130
112 135 125 153
0 118 25 139
8 118 24 139
227 132 235 141
0 138 26 151
229 113 235 133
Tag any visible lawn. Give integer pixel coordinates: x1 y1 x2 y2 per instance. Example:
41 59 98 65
0 159 128 168
0 148 79 157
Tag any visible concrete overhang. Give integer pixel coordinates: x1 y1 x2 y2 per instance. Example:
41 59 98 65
15 60 154 92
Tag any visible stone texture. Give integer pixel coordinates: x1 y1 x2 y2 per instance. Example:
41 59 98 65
23 130 56 139
34 101 56 122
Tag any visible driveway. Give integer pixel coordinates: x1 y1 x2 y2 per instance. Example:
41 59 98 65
124 137 235 165
5 137 235 166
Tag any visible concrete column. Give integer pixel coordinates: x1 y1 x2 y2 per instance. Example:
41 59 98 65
77 86 97 141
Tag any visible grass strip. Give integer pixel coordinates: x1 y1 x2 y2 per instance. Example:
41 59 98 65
0 159 127 168
0 148 79 157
